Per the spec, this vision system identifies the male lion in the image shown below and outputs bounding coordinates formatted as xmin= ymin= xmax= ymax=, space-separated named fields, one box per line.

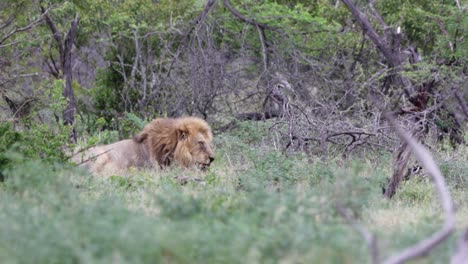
xmin=73 ymin=117 xmax=215 ymax=174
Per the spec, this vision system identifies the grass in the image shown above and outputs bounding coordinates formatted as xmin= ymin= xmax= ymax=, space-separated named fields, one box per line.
xmin=0 ymin=122 xmax=466 ymax=264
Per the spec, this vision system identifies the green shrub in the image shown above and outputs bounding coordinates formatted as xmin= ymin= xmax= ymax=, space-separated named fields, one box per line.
xmin=0 ymin=121 xmax=71 ymax=181
xmin=0 ymin=123 xmax=21 ymax=181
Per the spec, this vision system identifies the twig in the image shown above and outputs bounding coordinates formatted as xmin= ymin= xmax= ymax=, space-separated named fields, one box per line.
xmin=336 ymin=204 xmax=379 ymax=264
xmin=454 ymin=88 xmax=468 ymax=119
xmin=74 ymin=149 xmax=112 ymax=166
xmin=222 ymin=0 xmax=277 ymax=31
xmin=0 ymin=8 xmax=47 ymax=46
xmin=368 ymin=0 xmax=388 ymax=35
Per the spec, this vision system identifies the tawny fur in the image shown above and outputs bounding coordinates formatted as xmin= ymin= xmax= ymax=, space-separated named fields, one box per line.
xmin=73 ymin=117 xmax=214 ymax=175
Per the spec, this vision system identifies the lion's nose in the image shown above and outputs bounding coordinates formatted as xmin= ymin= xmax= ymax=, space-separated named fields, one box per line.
xmin=209 ymin=157 xmax=215 ymax=164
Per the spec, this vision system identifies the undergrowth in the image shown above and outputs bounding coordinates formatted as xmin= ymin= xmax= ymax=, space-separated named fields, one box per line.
xmin=0 ymin=121 xmax=466 ymax=264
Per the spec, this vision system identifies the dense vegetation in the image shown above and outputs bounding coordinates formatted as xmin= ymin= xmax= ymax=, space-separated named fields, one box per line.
xmin=0 ymin=0 xmax=466 ymax=263
xmin=1 ymin=122 xmax=467 ymax=263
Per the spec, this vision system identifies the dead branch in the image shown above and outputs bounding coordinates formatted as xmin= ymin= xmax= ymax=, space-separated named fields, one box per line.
xmin=383 ymin=141 xmax=412 ymax=198
xmin=341 ymin=0 xmax=396 ymax=67
xmin=256 ymin=25 xmax=269 ymax=72
xmin=341 ymin=0 xmax=413 ymax=95
xmin=222 ymin=0 xmax=276 ymax=31
xmin=368 ymin=0 xmax=388 ymax=36
xmin=454 ymin=88 xmax=468 ymax=119
xmin=382 ymin=112 xmax=455 ymax=264
xmin=433 ymin=17 xmax=454 ymax=52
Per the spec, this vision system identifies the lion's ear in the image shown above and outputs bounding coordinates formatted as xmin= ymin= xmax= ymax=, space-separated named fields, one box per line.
xmin=177 ymin=128 xmax=189 ymax=141
xmin=133 ymin=132 xmax=148 ymax=143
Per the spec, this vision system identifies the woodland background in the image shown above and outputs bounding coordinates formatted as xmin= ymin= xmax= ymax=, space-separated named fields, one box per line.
xmin=0 ymin=0 xmax=467 ymax=263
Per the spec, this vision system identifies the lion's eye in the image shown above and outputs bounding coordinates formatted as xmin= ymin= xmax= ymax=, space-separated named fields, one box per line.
xmin=198 ymin=141 xmax=205 ymax=147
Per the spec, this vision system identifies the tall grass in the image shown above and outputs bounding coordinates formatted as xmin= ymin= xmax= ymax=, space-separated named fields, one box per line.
xmin=0 ymin=121 xmax=466 ymax=263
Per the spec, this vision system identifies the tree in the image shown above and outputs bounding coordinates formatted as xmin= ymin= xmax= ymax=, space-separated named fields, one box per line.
xmin=40 ymin=3 xmax=80 ymax=142
xmin=340 ymin=0 xmax=466 ymax=198
xmin=0 ymin=0 xmax=44 ymax=119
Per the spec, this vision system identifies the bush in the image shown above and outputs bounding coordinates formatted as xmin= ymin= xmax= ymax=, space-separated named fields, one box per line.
xmin=0 ymin=123 xmax=22 ymax=181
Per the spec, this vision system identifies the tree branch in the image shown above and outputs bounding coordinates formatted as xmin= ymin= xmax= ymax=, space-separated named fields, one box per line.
xmin=163 ymin=0 xmax=217 ymax=79
xmin=223 ymin=0 xmax=276 ymax=31
xmin=454 ymin=88 xmax=468 ymax=119
xmin=0 ymin=10 xmax=45 ymax=46
xmin=382 ymin=112 xmax=455 ymax=264
xmin=451 ymin=228 xmax=468 ymax=264
xmin=41 ymin=4 xmax=64 ymax=59
xmin=368 ymin=0 xmax=388 ymax=33
xmin=341 ymin=0 xmax=398 ymax=67
xmin=256 ymin=25 xmax=269 ymax=72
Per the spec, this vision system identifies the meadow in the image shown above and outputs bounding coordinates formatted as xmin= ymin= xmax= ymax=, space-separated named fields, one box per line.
xmin=0 ymin=121 xmax=466 ymax=264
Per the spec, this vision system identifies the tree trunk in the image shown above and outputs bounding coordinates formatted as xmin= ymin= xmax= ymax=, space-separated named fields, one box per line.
xmin=340 ymin=0 xmax=432 ymax=198
xmin=41 ymin=5 xmax=79 ymax=142
xmin=62 ymin=15 xmax=79 ymax=142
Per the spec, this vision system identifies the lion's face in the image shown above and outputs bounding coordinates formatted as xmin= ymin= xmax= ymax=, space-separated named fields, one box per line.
xmin=174 ymin=125 xmax=215 ymax=170
xmin=188 ymin=133 xmax=215 ymax=170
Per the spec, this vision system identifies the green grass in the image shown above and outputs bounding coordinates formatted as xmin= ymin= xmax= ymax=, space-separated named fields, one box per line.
xmin=0 ymin=122 xmax=466 ymax=264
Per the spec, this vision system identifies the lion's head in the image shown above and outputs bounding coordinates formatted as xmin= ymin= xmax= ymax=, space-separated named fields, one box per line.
xmin=134 ymin=117 xmax=214 ymax=170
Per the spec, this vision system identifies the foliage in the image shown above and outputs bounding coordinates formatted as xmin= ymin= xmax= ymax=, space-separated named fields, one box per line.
xmin=0 ymin=124 xmax=466 ymax=263
xmin=0 ymin=121 xmax=71 ymax=181
xmin=377 ymin=0 xmax=465 ymax=57
xmin=0 ymin=0 xmax=467 ymax=261
xmin=0 ymin=123 xmax=21 ymax=181
xmin=0 ymin=80 xmax=74 ymax=181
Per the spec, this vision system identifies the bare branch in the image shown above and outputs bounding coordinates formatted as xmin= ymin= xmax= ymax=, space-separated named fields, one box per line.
xmin=433 ymin=17 xmax=454 ymax=52
xmin=341 ymin=0 xmax=395 ymax=67
xmin=336 ymin=204 xmax=379 ymax=264
xmin=73 ymin=149 xmax=112 ymax=166
xmin=41 ymin=4 xmax=64 ymax=59
xmin=256 ymin=25 xmax=268 ymax=72
xmin=163 ymin=0 xmax=217 ymax=79
xmin=223 ymin=0 xmax=276 ymax=31
xmin=0 ymin=10 xmax=46 ymax=46
xmin=451 ymin=228 xmax=468 ymax=264
xmin=368 ymin=0 xmax=388 ymax=32
xmin=454 ymin=88 xmax=468 ymax=119
xmin=382 ymin=112 xmax=455 ymax=264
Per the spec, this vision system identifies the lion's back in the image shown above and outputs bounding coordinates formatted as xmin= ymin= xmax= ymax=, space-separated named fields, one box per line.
xmin=73 ymin=139 xmax=151 ymax=175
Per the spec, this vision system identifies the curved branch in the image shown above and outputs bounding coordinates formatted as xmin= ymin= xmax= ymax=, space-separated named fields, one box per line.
xmin=0 ymin=9 xmax=45 ymax=46
xmin=222 ymin=0 xmax=276 ymax=31
xmin=41 ymin=4 xmax=64 ymax=58
xmin=382 ymin=112 xmax=455 ymax=264
xmin=255 ymin=25 xmax=268 ymax=71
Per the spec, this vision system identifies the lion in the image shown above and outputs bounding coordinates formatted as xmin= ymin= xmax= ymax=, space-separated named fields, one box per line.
xmin=73 ymin=117 xmax=215 ymax=174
